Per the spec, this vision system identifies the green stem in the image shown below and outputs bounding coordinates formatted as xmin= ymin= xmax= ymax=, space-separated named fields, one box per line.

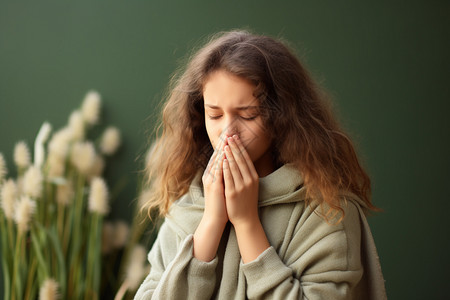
xmin=57 ymin=202 xmax=65 ymax=241
xmin=0 ymin=213 xmax=11 ymax=300
xmin=38 ymin=196 xmax=44 ymax=225
xmin=84 ymin=213 xmax=102 ymax=300
xmin=93 ymin=215 xmax=102 ymax=300
xmin=30 ymin=228 xmax=49 ymax=279
xmin=84 ymin=214 xmax=96 ymax=300
xmin=1 ymin=253 xmax=11 ymax=300
xmin=11 ymin=231 xmax=23 ymax=300
xmin=47 ymin=225 xmax=67 ymax=298
xmin=6 ymin=218 xmax=15 ymax=253
xmin=63 ymin=204 xmax=72 ymax=257
xmin=45 ymin=182 xmax=53 ymax=227
xmin=19 ymin=235 xmax=28 ymax=292
xmin=24 ymin=257 xmax=37 ymax=300
xmin=69 ymin=173 xmax=86 ymax=300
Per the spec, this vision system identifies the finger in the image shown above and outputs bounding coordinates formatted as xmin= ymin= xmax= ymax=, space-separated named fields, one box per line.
xmin=227 ymin=136 xmax=251 ymax=179
xmin=224 ymin=145 xmax=243 ymax=183
xmin=217 ymin=132 xmax=228 ymax=149
xmin=203 ymin=151 xmax=217 ymax=181
xmin=204 ymin=150 xmax=217 ymax=174
xmin=204 ymin=137 xmax=225 ymax=181
xmin=222 ymin=158 xmax=234 ymax=190
xmin=212 ymin=151 xmax=224 ymax=183
xmin=233 ymin=135 xmax=258 ymax=178
xmin=214 ymin=134 xmax=228 ymax=163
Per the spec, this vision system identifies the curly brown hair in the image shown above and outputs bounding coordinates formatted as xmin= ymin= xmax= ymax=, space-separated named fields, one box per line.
xmin=145 ymin=30 xmax=376 ymax=219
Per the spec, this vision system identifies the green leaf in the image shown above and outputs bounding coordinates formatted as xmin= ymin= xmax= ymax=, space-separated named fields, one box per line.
xmin=46 ymin=225 xmax=67 ymax=297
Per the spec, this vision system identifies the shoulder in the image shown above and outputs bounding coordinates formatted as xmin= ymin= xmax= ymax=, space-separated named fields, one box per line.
xmin=164 ymin=191 xmax=204 ymax=239
xmin=290 ymin=199 xmax=364 ymax=260
xmin=284 ymin=199 xmax=363 ymax=278
xmin=298 ymin=197 xmax=363 ymax=229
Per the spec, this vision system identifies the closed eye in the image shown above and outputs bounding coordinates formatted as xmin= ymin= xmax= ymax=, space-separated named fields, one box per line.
xmin=241 ymin=114 xmax=259 ymax=121
xmin=207 ymin=115 xmax=222 ymax=120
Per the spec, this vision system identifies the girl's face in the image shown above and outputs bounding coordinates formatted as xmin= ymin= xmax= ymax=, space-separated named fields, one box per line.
xmin=203 ymin=70 xmax=274 ymax=177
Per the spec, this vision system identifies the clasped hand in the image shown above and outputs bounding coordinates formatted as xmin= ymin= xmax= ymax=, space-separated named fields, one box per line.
xmin=202 ymin=134 xmax=260 ymax=228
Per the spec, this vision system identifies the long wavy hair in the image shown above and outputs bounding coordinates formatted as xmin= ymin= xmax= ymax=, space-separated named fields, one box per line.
xmin=145 ymin=30 xmax=376 ymax=219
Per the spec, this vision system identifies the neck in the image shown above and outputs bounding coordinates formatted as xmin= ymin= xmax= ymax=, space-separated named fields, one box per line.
xmin=253 ymin=150 xmax=275 ymax=178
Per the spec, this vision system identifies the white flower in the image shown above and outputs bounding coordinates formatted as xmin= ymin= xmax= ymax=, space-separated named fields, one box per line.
xmin=70 ymin=142 xmax=96 ymax=175
xmin=81 ymin=90 xmax=101 ymax=125
xmin=14 ymin=141 xmax=31 ymax=169
xmin=89 ymin=155 xmax=105 ymax=178
xmin=14 ymin=196 xmax=36 ymax=233
xmin=0 ymin=153 xmax=7 ymax=183
xmin=56 ymin=181 xmax=74 ymax=206
xmin=100 ymin=127 xmax=121 ymax=155
xmin=68 ymin=111 xmax=85 ymax=141
xmin=48 ymin=127 xmax=72 ymax=159
xmin=47 ymin=128 xmax=73 ymax=179
xmin=39 ymin=278 xmax=60 ymax=300
xmin=126 ymin=245 xmax=148 ymax=290
xmin=47 ymin=153 xmax=66 ymax=178
xmin=101 ymin=221 xmax=115 ymax=254
xmin=113 ymin=220 xmax=129 ymax=249
xmin=1 ymin=179 xmax=17 ymax=220
xmin=16 ymin=176 xmax=24 ymax=195
xmin=88 ymin=177 xmax=109 ymax=215
xmin=34 ymin=122 xmax=52 ymax=168
xmin=23 ymin=166 xmax=43 ymax=199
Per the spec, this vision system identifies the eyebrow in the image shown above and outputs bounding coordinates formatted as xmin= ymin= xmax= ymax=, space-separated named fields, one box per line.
xmin=204 ymin=104 xmax=259 ymax=111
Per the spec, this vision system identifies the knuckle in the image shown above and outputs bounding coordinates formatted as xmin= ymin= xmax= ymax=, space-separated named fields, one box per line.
xmin=235 ymin=185 xmax=244 ymax=193
xmin=228 ymin=190 xmax=237 ymax=198
xmin=244 ymin=177 xmax=255 ymax=187
xmin=251 ymin=173 xmax=259 ymax=180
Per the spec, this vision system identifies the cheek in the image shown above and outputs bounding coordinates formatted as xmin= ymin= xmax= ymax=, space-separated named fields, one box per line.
xmin=243 ymin=125 xmax=272 ymax=158
xmin=204 ymin=120 xmax=219 ymax=148
xmin=242 ymin=122 xmax=264 ymax=143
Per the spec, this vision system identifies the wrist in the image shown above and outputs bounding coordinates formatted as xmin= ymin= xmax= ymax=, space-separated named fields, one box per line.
xmin=233 ymin=217 xmax=270 ymax=264
xmin=201 ymin=213 xmax=228 ymax=230
xmin=193 ymin=216 xmax=227 ymax=262
xmin=231 ymin=214 xmax=260 ymax=232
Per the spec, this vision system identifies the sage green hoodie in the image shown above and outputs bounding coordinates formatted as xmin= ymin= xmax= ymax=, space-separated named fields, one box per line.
xmin=134 ymin=164 xmax=386 ymax=299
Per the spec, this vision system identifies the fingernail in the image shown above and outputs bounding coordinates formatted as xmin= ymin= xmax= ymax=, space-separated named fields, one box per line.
xmin=233 ymin=134 xmax=239 ymax=140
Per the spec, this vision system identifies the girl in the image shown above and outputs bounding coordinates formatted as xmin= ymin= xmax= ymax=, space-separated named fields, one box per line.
xmin=135 ymin=30 xmax=386 ymax=299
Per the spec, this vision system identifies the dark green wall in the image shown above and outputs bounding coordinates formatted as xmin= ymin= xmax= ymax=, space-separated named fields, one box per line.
xmin=1 ymin=1 xmax=449 ymax=298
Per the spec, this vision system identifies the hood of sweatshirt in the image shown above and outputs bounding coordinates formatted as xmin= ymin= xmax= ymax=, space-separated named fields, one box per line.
xmin=188 ymin=164 xmax=306 ymax=207
xmin=165 ymin=164 xmax=368 ymax=238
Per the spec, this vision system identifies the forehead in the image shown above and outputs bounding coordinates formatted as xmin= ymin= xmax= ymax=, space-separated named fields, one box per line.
xmin=203 ymin=70 xmax=258 ymax=107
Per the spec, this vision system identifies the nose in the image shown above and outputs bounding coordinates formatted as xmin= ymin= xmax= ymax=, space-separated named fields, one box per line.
xmin=223 ymin=116 xmax=238 ymax=138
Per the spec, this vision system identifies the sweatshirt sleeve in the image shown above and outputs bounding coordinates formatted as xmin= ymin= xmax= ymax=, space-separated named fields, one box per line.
xmin=241 ymin=201 xmax=365 ymax=300
xmin=134 ymin=222 xmax=218 ymax=300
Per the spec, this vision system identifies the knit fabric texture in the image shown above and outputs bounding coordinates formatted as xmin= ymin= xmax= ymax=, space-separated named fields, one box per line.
xmin=134 ymin=164 xmax=387 ymax=299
